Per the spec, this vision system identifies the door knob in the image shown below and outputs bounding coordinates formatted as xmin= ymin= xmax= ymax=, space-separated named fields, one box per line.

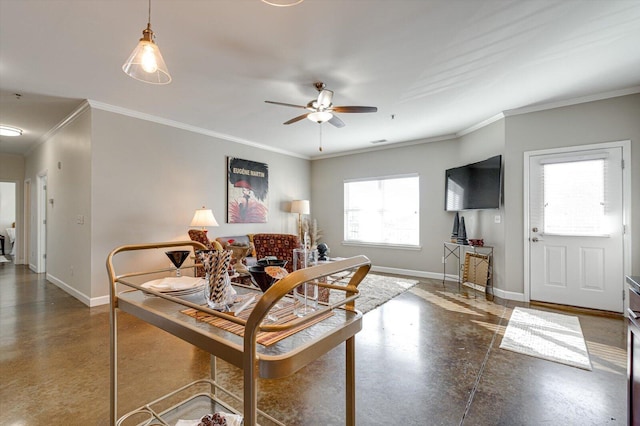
xmin=532 ymin=237 xmax=539 ymax=242
xmin=532 ymin=227 xmax=539 ymax=233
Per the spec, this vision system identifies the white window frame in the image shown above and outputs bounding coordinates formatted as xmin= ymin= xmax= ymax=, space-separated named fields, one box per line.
xmin=343 ymin=173 xmax=420 ymax=249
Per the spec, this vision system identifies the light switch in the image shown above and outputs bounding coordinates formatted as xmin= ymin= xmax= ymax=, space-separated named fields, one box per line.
xmin=76 ymin=215 xmax=84 ymax=225
xmin=494 ymin=215 xmax=501 ymax=224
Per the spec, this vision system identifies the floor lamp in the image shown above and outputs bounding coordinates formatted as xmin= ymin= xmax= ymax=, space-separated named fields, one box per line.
xmin=290 ymin=200 xmax=310 ymax=243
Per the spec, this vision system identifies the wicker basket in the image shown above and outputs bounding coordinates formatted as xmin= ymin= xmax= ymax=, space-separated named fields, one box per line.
xmin=462 ymin=252 xmax=490 ymax=292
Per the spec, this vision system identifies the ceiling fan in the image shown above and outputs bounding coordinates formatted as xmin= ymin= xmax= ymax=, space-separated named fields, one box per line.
xmin=265 ymin=82 xmax=377 ymax=128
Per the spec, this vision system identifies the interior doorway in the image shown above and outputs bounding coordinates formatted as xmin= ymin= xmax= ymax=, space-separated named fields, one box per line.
xmin=0 ymin=181 xmax=17 ymax=261
xmin=524 ymin=141 xmax=631 ymax=313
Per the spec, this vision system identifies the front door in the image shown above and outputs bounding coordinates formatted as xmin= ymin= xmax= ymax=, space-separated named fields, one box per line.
xmin=528 ymin=146 xmax=624 ymax=312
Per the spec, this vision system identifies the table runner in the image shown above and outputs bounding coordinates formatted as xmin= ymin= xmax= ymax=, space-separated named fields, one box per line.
xmin=181 ymin=300 xmax=333 ymax=346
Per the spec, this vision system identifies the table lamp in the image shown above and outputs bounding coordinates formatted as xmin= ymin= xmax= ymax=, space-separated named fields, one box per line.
xmin=290 ymin=200 xmax=310 ymax=241
xmin=190 ymin=206 xmax=219 ymax=235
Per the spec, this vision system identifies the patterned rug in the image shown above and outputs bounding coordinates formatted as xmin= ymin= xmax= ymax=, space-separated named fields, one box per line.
xmin=329 ymin=273 xmax=419 ymax=314
xmin=500 ymin=307 xmax=592 ymax=370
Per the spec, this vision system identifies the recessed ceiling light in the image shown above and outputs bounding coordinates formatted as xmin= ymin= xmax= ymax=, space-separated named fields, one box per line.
xmin=0 ymin=126 xmax=23 ymax=137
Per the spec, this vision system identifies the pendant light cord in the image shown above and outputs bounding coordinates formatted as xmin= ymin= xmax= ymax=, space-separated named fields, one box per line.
xmin=148 ymin=0 xmax=152 ymax=25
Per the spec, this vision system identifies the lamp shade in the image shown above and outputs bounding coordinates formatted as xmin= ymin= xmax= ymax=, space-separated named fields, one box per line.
xmin=122 ymin=24 xmax=171 ymax=84
xmin=190 ymin=207 xmax=219 ymax=228
xmin=291 ymin=200 xmax=310 ymax=215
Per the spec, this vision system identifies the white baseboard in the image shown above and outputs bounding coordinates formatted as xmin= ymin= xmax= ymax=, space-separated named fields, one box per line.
xmin=46 ymin=273 xmax=110 ymax=307
xmin=91 ymin=295 xmax=110 ymax=307
xmin=492 ymin=288 xmax=526 ymax=302
xmin=29 ymin=263 xmax=38 ymax=272
xmin=371 ymin=265 xmax=446 ymax=281
xmin=371 ymin=266 xmax=525 ymax=302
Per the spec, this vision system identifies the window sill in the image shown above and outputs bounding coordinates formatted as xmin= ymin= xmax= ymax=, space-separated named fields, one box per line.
xmin=341 ymin=241 xmax=421 ymax=251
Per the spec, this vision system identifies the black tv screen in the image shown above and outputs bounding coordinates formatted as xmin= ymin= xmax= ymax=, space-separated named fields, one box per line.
xmin=445 ymin=155 xmax=502 ymax=211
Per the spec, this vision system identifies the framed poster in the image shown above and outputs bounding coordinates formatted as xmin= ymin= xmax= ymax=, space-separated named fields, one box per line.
xmin=227 ymin=157 xmax=269 ymax=223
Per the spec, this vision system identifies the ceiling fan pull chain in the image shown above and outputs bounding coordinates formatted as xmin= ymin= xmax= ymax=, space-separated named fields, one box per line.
xmin=318 ymin=123 xmax=323 ymax=152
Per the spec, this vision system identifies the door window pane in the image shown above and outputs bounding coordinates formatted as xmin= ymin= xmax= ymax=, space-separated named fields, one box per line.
xmin=542 ymin=159 xmax=605 ymax=235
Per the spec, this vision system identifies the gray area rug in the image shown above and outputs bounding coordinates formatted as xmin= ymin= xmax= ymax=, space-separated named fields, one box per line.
xmin=500 ymin=307 xmax=592 ymax=370
xmin=329 ymin=273 xmax=419 ymax=314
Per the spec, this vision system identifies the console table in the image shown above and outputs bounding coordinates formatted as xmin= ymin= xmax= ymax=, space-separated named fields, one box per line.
xmin=107 ymin=241 xmax=371 ymax=426
xmin=442 ymin=242 xmax=494 ymax=296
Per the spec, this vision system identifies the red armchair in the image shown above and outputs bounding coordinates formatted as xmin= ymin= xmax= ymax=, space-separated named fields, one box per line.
xmin=252 ymin=233 xmax=329 ymax=302
xmin=252 ymin=233 xmax=301 ymax=273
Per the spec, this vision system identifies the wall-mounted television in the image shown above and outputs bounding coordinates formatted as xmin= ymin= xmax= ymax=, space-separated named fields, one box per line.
xmin=445 ymin=155 xmax=502 ymax=211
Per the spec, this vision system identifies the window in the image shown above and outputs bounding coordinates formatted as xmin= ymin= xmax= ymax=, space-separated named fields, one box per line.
xmin=344 ymin=174 xmax=419 ymax=246
xmin=542 ymin=158 xmax=607 ymax=236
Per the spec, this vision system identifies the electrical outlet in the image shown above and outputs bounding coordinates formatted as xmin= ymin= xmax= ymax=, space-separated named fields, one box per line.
xmin=494 ymin=215 xmax=501 ymax=224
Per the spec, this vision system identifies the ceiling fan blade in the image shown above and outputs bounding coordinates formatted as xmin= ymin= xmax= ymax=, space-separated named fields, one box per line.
xmin=265 ymin=100 xmax=308 ymax=109
xmin=328 ymin=115 xmax=345 ymax=128
xmin=317 ymin=89 xmax=333 ymax=108
xmin=331 ymin=106 xmax=378 ymax=113
xmin=284 ymin=113 xmax=310 ymax=125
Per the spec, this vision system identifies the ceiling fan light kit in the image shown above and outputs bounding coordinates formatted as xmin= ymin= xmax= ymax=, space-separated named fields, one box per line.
xmin=307 ymin=111 xmax=333 ymax=123
xmin=122 ymin=0 xmax=171 ymax=84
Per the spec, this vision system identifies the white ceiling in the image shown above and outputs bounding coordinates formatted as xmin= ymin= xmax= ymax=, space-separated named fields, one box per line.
xmin=1 ymin=0 xmax=639 ymax=158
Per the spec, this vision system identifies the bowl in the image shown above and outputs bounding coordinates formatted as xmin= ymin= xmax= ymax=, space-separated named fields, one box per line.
xmin=248 ymin=265 xmax=279 ymax=292
xmin=257 ymin=258 xmax=288 ymax=268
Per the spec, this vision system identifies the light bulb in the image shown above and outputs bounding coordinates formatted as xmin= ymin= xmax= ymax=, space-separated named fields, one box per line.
xmin=141 ymin=43 xmax=158 ymax=73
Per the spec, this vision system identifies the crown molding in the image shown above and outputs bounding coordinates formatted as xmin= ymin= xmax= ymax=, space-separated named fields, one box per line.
xmin=86 ymin=100 xmax=309 ymax=160
xmin=311 ymin=133 xmax=458 ymax=160
xmin=26 ymin=100 xmax=91 ymax=157
xmin=456 ymin=113 xmax=505 ymax=137
xmin=504 ymin=86 xmax=640 ymax=117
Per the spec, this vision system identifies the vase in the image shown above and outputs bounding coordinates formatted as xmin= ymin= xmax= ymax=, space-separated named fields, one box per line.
xmin=229 ymin=244 xmax=251 ymax=275
xmin=457 ymin=216 xmax=468 ymax=245
xmin=196 ymin=249 xmax=236 ymax=311
xmin=451 ymin=212 xmax=460 ymax=243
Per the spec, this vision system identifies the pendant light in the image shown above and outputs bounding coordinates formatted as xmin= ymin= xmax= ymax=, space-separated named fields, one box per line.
xmin=122 ymin=0 xmax=171 ymax=84
xmin=261 ymin=0 xmax=304 ymax=6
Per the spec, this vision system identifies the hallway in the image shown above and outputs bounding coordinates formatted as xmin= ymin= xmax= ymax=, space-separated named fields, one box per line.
xmin=0 ymin=262 xmax=627 ymax=425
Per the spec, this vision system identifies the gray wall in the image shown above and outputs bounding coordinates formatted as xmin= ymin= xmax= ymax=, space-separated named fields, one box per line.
xmin=89 ymin=108 xmax=310 ymax=304
xmin=457 ymin=119 xmax=506 ymax=292
xmin=503 ymin=93 xmax=640 ymax=296
xmin=24 ymin=107 xmax=93 ymax=300
xmin=21 ymin=106 xmax=310 ymax=306
xmin=311 ymin=139 xmax=461 ymax=279
xmin=19 ymin=92 xmax=639 ymax=306
xmin=312 ymin=93 xmax=639 ymax=300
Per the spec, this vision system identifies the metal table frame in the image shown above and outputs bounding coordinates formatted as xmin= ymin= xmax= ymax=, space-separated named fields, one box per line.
xmin=107 ymin=241 xmax=371 ymax=425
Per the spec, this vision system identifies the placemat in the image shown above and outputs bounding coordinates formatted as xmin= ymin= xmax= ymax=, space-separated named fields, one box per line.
xmin=181 ymin=300 xmax=333 ymax=346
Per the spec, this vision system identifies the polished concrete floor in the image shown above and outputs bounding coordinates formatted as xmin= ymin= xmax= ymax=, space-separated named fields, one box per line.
xmin=0 ymin=261 xmax=627 ymax=425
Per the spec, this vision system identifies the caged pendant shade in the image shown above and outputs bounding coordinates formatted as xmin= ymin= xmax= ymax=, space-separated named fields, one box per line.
xmin=122 ymin=0 xmax=171 ymax=84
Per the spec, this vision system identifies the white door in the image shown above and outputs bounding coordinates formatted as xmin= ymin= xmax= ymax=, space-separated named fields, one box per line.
xmin=37 ymin=174 xmax=47 ymax=273
xmin=528 ymin=147 xmax=624 ymax=312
